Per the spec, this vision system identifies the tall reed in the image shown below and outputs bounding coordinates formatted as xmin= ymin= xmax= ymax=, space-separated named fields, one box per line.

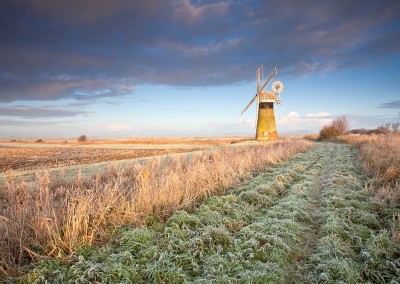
xmin=338 ymin=134 xmax=400 ymax=241
xmin=338 ymin=134 xmax=400 ymax=182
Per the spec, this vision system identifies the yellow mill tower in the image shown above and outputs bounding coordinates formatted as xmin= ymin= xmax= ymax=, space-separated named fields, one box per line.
xmin=241 ymin=66 xmax=284 ymax=140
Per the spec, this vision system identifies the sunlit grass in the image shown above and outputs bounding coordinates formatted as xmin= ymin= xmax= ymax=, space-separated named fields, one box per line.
xmin=0 ymin=139 xmax=313 ymax=277
xmin=4 ymin=139 xmax=400 ymax=283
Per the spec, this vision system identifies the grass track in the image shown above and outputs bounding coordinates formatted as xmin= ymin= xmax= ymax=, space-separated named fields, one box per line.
xmin=13 ymin=143 xmax=400 ymax=283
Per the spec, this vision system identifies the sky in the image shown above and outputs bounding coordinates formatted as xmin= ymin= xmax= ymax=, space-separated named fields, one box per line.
xmin=0 ymin=0 xmax=399 ymax=138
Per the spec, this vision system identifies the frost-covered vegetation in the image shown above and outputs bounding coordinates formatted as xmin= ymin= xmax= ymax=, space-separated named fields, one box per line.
xmin=12 ymin=141 xmax=321 ymax=283
xmin=305 ymin=143 xmax=399 ymax=283
xmin=0 ymin=139 xmax=312 ymax=277
xmin=11 ymin=142 xmax=399 ymax=283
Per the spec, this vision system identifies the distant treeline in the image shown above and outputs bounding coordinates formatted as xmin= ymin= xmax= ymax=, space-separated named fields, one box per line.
xmin=349 ymin=122 xmax=400 ymax=135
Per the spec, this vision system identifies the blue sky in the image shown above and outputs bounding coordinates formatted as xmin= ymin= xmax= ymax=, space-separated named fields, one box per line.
xmin=0 ymin=0 xmax=399 ymax=138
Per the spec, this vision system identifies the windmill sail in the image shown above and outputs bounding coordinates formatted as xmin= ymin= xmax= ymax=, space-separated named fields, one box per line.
xmin=240 ymin=65 xmax=283 ymax=141
xmin=241 ymin=94 xmax=258 ymax=115
xmin=259 ymin=68 xmax=277 ymax=92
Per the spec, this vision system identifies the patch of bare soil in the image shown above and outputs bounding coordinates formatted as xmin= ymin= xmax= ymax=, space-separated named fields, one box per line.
xmin=0 ymin=147 xmax=203 ymax=171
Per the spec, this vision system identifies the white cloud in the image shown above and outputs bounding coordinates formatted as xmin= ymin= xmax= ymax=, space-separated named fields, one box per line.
xmin=103 ymin=123 xmax=140 ymax=132
xmin=174 ymin=0 xmax=230 ymax=23
xmin=286 ymin=111 xmax=300 ymax=118
xmin=277 ymin=111 xmax=332 ymax=133
xmin=306 ymin=111 xmax=331 ymax=117
xmin=204 ymin=111 xmax=332 ymax=135
xmin=206 ymin=118 xmax=255 ymax=129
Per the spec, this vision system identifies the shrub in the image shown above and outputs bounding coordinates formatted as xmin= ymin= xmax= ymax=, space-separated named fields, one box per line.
xmin=77 ymin=135 xmax=88 ymax=142
xmin=331 ymin=116 xmax=350 ymax=134
xmin=319 ymin=125 xmax=341 ymax=140
xmin=367 ymin=128 xmax=387 ymax=135
xmin=35 ymin=139 xmax=44 ymax=143
xmin=349 ymin=128 xmax=367 ymax=135
xmin=319 ymin=116 xmax=350 ymax=140
xmin=392 ymin=122 xmax=400 ymax=133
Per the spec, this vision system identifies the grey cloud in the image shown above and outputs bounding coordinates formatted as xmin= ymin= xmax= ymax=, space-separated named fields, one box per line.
xmin=380 ymin=100 xmax=400 ymax=109
xmin=0 ymin=0 xmax=399 ymax=102
xmin=0 ymin=119 xmax=79 ymax=126
xmin=0 ymin=106 xmax=89 ymax=118
xmin=345 ymin=113 xmax=398 ymax=129
xmin=0 ymin=76 xmax=134 ymax=102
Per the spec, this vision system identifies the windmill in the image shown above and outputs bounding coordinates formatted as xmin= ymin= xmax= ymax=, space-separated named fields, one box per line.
xmin=241 ymin=66 xmax=284 ymax=140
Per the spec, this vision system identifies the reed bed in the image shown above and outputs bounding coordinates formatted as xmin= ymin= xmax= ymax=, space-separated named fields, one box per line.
xmin=338 ymin=134 xmax=400 ymax=181
xmin=338 ymin=134 xmax=400 ymax=243
xmin=0 ymin=139 xmax=312 ymax=277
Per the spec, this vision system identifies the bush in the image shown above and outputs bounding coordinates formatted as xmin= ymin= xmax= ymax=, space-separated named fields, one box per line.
xmin=319 ymin=116 xmax=350 ymax=140
xmin=349 ymin=129 xmax=367 ymax=135
xmin=77 ymin=135 xmax=87 ymax=142
xmin=35 ymin=139 xmax=44 ymax=143
xmin=331 ymin=116 xmax=350 ymax=134
xmin=319 ymin=126 xmax=341 ymax=140
xmin=367 ymin=128 xmax=386 ymax=135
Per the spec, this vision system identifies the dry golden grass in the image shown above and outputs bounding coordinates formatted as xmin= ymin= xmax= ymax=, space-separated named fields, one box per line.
xmin=0 ymin=139 xmax=312 ymax=277
xmin=338 ymin=134 xmax=400 ymax=241
xmin=338 ymin=134 xmax=400 ymax=182
xmin=303 ymin=134 xmax=319 ymax=141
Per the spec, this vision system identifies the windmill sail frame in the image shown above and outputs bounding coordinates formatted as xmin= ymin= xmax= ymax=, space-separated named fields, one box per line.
xmin=240 ymin=65 xmax=283 ymax=140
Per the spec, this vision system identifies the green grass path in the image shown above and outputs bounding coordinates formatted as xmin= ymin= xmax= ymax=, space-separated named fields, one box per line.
xmin=15 ymin=143 xmax=400 ymax=283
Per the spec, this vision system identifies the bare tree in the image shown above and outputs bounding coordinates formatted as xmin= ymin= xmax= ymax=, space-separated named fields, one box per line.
xmin=391 ymin=122 xmax=400 ymax=133
xmin=330 ymin=116 xmax=350 ymax=135
xmin=377 ymin=124 xmax=391 ymax=134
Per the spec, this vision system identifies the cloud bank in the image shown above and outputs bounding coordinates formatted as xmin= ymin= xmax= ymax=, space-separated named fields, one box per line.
xmin=1 ymin=0 xmax=399 ymax=102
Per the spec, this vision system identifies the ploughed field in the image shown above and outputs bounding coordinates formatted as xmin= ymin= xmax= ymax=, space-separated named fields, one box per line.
xmin=0 ymin=137 xmax=247 ymax=172
xmin=14 ymin=142 xmax=400 ymax=283
xmin=0 ymin=146 xmax=202 ymax=172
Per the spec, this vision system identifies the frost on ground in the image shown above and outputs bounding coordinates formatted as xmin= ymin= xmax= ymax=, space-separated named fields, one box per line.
xmin=14 ymin=143 xmax=400 ymax=283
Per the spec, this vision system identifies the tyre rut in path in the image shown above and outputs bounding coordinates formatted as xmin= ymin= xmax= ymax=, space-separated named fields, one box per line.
xmin=15 ymin=143 xmax=400 ymax=283
xmin=295 ymin=143 xmax=400 ymax=283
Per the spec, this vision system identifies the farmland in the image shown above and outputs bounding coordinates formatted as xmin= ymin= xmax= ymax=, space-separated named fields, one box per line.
xmin=0 ymin=137 xmax=247 ymax=172
xmin=1 ymin=136 xmax=399 ymax=283
xmin=0 ymin=145 xmax=203 ymax=172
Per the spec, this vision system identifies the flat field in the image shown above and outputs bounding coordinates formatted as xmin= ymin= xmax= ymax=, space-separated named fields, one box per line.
xmin=0 ymin=146 xmax=203 ymax=171
xmin=0 ymin=137 xmax=247 ymax=172
xmin=1 ymin=135 xmax=399 ymax=283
